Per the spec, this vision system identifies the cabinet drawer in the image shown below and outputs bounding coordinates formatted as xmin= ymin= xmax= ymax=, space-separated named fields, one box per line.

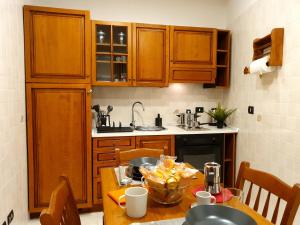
xmin=93 ymin=152 xmax=116 ymax=162
xmin=93 ymin=177 xmax=102 ymax=205
xmin=170 ymin=68 xmax=215 ymax=83
xmin=93 ymin=162 xmax=116 ymax=177
xmin=93 ymin=137 xmax=136 ymax=152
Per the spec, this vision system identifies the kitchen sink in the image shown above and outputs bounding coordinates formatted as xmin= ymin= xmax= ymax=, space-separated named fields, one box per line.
xmin=135 ymin=126 xmax=166 ymax=131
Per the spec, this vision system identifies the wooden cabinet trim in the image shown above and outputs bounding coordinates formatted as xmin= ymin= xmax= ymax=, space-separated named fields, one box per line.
xmin=93 ymin=177 xmax=102 ymax=205
xmin=135 ymin=135 xmax=175 ymax=156
xmin=93 ymin=136 xmax=136 ymax=149
xmin=170 ymin=68 xmax=216 ymax=83
xmin=24 ymin=6 xmax=91 ymax=83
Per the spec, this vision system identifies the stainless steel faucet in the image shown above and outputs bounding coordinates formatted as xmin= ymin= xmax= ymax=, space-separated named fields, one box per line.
xmin=130 ymin=101 xmax=145 ymax=128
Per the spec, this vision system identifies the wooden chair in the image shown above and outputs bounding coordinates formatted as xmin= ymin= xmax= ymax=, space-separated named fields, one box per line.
xmin=115 ymin=148 xmax=164 ymax=165
xmin=236 ymin=161 xmax=300 ymax=225
xmin=40 ymin=176 xmax=81 ymax=225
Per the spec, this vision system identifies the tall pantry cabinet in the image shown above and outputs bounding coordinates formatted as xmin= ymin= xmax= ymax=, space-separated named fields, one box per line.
xmin=24 ymin=6 xmax=92 ymax=213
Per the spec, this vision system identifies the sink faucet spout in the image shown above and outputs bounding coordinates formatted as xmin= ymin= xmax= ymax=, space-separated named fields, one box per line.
xmin=131 ymin=101 xmax=145 ymax=128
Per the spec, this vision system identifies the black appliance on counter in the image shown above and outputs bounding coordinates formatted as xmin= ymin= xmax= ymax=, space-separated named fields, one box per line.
xmin=175 ymin=134 xmax=224 ymax=175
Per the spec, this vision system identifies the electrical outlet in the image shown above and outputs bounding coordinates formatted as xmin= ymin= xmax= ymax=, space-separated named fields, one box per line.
xmin=7 ymin=210 xmax=14 ymax=225
xmin=248 ymin=106 xmax=254 ymax=114
xmin=195 ymin=107 xmax=204 ymax=113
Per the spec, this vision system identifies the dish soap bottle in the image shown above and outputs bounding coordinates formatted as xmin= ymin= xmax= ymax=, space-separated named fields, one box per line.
xmin=155 ymin=114 xmax=162 ymax=127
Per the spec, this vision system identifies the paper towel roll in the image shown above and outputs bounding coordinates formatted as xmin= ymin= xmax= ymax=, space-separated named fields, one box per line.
xmin=249 ymin=55 xmax=275 ymax=74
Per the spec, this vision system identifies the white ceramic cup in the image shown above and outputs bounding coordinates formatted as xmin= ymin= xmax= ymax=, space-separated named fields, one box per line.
xmin=196 ymin=191 xmax=216 ymax=205
xmin=118 ymin=187 xmax=148 ymax=218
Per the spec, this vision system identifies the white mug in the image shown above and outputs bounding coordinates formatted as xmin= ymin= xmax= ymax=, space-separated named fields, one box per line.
xmin=196 ymin=191 xmax=216 ymax=205
xmin=118 ymin=187 xmax=148 ymax=218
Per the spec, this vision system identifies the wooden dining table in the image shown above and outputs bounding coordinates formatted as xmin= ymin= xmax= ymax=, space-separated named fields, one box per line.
xmin=101 ymin=167 xmax=274 ymax=225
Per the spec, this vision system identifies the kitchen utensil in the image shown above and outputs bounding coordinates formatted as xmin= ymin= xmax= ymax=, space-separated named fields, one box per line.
xmin=126 ymin=157 xmax=158 ymax=180
xmin=185 ymin=205 xmax=257 ymax=225
xmin=107 ymin=105 xmax=113 ymax=114
xmin=195 ymin=191 xmax=216 ymax=205
xmin=176 ymin=113 xmax=185 ymax=127
xmin=204 ymin=162 xmax=221 ymax=194
xmin=118 ymin=187 xmax=148 ymax=218
xmin=185 ymin=109 xmax=193 ymax=128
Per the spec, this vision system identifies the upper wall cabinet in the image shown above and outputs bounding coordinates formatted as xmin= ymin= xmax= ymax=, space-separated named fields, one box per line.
xmin=24 ymin=6 xmax=91 ymax=83
xmin=91 ymin=21 xmax=132 ymax=86
xmin=169 ymin=26 xmax=217 ymax=83
xmin=132 ymin=24 xmax=169 ymax=87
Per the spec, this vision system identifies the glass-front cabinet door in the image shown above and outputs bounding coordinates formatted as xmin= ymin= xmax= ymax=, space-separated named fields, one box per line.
xmin=92 ymin=21 xmax=132 ymax=86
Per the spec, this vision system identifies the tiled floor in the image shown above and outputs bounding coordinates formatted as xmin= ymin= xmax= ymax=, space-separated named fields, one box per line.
xmin=27 ymin=212 xmax=104 ymax=225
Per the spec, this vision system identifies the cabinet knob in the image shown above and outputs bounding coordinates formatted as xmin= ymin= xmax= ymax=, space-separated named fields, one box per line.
xmin=87 ymin=89 xmax=93 ymax=94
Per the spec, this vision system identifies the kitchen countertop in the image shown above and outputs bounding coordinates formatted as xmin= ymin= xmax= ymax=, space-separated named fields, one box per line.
xmin=92 ymin=125 xmax=239 ymax=138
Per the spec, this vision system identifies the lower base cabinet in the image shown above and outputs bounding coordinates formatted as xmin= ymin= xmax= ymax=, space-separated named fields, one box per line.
xmin=92 ymin=135 xmax=175 ymax=206
xmin=91 ymin=134 xmax=236 ymax=208
xmin=26 ymin=83 xmax=92 ymax=213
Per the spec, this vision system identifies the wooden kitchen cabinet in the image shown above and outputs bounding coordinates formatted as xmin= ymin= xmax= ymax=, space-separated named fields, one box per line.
xmin=92 ymin=136 xmax=135 ymax=206
xmin=136 ymin=135 xmax=175 ymax=156
xmin=24 ymin=6 xmax=91 ymax=83
xmin=92 ymin=135 xmax=174 ymax=206
xmin=26 ymin=83 xmax=92 ymax=213
xmin=132 ymin=24 xmax=169 ymax=87
xmin=91 ymin=21 xmax=132 ymax=86
xmin=170 ymin=26 xmax=217 ymax=83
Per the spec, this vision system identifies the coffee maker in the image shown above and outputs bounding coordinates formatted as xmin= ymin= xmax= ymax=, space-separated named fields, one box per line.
xmin=204 ymin=162 xmax=221 ymax=194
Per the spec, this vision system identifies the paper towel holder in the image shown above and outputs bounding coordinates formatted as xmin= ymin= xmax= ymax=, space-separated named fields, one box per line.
xmin=244 ymin=28 xmax=284 ymax=75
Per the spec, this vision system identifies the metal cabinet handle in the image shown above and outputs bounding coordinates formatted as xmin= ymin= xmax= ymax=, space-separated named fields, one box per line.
xmin=87 ymin=89 xmax=93 ymax=94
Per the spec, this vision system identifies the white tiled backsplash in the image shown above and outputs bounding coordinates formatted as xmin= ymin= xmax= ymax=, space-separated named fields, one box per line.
xmin=92 ymin=84 xmax=223 ymax=127
xmin=225 ymin=0 xmax=300 ymax=223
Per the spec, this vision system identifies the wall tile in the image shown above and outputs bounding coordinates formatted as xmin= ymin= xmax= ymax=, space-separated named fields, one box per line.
xmin=226 ymin=0 xmax=300 ymax=223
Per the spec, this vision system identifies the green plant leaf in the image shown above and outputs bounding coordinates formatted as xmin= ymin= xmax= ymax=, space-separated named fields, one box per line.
xmin=205 ymin=103 xmax=237 ymax=122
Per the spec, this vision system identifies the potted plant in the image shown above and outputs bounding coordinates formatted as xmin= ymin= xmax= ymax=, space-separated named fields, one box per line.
xmin=206 ymin=103 xmax=237 ymax=128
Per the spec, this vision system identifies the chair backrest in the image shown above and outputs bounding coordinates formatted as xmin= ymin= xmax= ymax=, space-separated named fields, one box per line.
xmin=40 ymin=176 xmax=81 ymax=225
xmin=236 ymin=161 xmax=300 ymax=225
xmin=116 ymin=148 xmax=164 ymax=165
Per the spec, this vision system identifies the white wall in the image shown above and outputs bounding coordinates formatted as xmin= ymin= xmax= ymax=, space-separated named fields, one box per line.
xmin=225 ymin=0 xmax=300 ymax=223
xmin=0 ymin=0 xmax=29 ymax=224
xmin=24 ymin=0 xmax=229 ymax=28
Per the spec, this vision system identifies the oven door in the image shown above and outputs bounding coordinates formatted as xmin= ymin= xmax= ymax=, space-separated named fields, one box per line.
xmin=175 ymin=134 xmax=223 ymax=173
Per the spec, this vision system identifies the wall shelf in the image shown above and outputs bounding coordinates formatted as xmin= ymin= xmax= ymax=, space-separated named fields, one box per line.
xmin=244 ymin=28 xmax=284 ymax=74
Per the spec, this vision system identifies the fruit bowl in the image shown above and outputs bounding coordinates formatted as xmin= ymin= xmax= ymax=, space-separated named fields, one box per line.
xmin=143 ymin=178 xmax=189 ymax=205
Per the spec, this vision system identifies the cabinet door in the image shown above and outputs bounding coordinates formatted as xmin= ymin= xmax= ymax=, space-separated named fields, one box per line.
xmin=136 ymin=135 xmax=175 ymax=156
xmin=170 ymin=26 xmax=217 ymax=68
xmin=133 ymin=24 xmax=169 ymax=87
xmin=91 ymin=21 xmax=132 ymax=86
xmin=24 ymin=6 xmax=91 ymax=83
xmin=26 ymin=83 xmax=92 ymax=213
